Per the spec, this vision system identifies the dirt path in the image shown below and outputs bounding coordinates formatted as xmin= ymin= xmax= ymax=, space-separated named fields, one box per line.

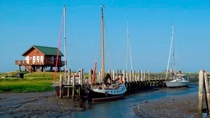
xmin=0 ymin=91 xmax=82 ymax=117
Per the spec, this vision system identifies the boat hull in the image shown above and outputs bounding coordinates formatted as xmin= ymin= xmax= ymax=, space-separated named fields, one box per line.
xmin=91 ymin=93 xmax=125 ymax=102
xmin=165 ymin=81 xmax=189 ymax=88
xmin=88 ymin=83 xmax=127 ymax=102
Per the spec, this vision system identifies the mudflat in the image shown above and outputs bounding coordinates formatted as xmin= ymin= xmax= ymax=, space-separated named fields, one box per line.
xmin=0 ymin=91 xmax=82 ymax=117
xmin=133 ymin=92 xmax=202 ymax=118
xmin=0 ymin=87 xmax=202 ymax=118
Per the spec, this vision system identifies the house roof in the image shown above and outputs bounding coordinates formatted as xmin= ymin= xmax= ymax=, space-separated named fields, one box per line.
xmin=22 ymin=45 xmax=64 ymax=56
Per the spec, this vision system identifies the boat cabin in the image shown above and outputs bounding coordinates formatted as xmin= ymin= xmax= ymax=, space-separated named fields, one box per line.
xmin=15 ymin=45 xmax=65 ymax=72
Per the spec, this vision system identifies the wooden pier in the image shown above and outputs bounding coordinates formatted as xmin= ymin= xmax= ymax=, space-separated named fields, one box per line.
xmin=56 ymin=68 xmax=168 ymax=101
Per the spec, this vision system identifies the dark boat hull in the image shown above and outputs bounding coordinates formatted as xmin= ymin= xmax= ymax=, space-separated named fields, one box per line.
xmin=88 ymin=90 xmax=125 ymax=102
xmin=88 ymin=83 xmax=127 ymax=102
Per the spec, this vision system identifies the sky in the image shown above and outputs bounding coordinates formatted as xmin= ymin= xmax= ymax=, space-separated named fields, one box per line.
xmin=0 ymin=0 xmax=210 ymax=73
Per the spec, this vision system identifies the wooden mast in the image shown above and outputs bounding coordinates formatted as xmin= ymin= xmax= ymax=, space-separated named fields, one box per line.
xmin=101 ymin=5 xmax=105 ymax=78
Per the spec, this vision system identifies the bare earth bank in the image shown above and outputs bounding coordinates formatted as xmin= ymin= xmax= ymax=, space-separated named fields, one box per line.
xmin=0 ymin=91 xmax=204 ymax=118
xmin=133 ymin=92 xmax=204 ymax=118
xmin=0 ymin=92 xmax=82 ymax=118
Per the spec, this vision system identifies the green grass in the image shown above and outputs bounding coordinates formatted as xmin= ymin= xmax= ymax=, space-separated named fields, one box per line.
xmin=0 ymin=72 xmax=61 ymax=93
xmin=0 ymin=71 xmax=200 ymax=93
xmin=0 ymin=79 xmax=53 ymax=93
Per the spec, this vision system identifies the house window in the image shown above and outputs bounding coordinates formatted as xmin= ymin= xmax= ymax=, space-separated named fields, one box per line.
xmin=33 ymin=56 xmax=36 ymax=64
xmin=40 ymin=56 xmax=43 ymax=63
xmin=37 ymin=56 xmax=39 ymax=62
xmin=25 ymin=56 xmax=29 ymax=64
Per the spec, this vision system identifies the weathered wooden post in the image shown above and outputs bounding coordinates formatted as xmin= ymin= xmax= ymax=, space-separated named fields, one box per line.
xmin=88 ymin=69 xmax=92 ymax=84
xmin=72 ymin=75 xmax=75 ymax=100
xmin=59 ymin=74 xmax=63 ymax=98
xmin=148 ymin=71 xmax=151 ymax=81
xmin=67 ymin=69 xmax=71 ymax=98
xmin=112 ymin=70 xmax=115 ymax=80
xmin=138 ymin=70 xmax=140 ymax=81
xmin=204 ymin=71 xmax=210 ymax=115
xmin=108 ymin=69 xmax=112 ymax=82
xmin=98 ymin=71 xmax=101 ymax=83
xmin=78 ymin=68 xmax=83 ymax=98
xmin=141 ymin=70 xmax=143 ymax=81
xmin=130 ymin=70 xmax=133 ymax=82
xmin=80 ymin=68 xmax=83 ymax=86
xmin=133 ymin=70 xmax=136 ymax=81
xmin=99 ymin=69 xmax=103 ymax=83
xmin=123 ymin=70 xmax=126 ymax=82
xmin=198 ymin=70 xmax=204 ymax=114
xmin=116 ymin=70 xmax=119 ymax=77
xmin=119 ymin=70 xmax=122 ymax=76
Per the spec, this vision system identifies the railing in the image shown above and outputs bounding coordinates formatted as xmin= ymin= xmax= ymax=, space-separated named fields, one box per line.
xmin=15 ymin=60 xmax=25 ymax=65
xmin=15 ymin=60 xmax=65 ymax=66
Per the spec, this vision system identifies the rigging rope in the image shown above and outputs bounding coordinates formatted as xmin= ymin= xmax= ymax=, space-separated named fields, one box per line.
xmin=53 ymin=8 xmax=64 ymax=82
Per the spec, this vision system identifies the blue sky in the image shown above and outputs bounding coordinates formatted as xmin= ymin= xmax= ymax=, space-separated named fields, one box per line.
xmin=0 ymin=0 xmax=210 ymax=73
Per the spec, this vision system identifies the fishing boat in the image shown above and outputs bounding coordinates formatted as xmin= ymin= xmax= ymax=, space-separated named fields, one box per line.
xmin=165 ymin=24 xmax=189 ymax=88
xmin=88 ymin=5 xmax=127 ymax=102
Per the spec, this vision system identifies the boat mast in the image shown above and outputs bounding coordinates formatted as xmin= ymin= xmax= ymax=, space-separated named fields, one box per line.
xmin=126 ymin=23 xmax=133 ymax=72
xmin=166 ymin=24 xmax=174 ymax=79
xmin=101 ymin=5 xmax=105 ymax=78
xmin=172 ymin=25 xmax=175 ymax=75
xmin=126 ymin=23 xmax=128 ymax=72
xmin=64 ymin=5 xmax=67 ymax=80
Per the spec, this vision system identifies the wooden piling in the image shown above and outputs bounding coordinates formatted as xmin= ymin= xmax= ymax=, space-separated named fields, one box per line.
xmin=123 ymin=70 xmax=126 ymax=82
xmin=72 ymin=75 xmax=75 ymax=100
xmin=80 ymin=68 xmax=83 ymax=86
xmin=204 ymin=71 xmax=210 ymax=115
xmin=138 ymin=71 xmax=140 ymax=81
xmin=116 ymin=70 xmax=119 ymax=77
xmin=198 ymin=70 xmax=204 ymax=114
xmin=67 ymin=69 xmax=71 ymax=98
xmin=141 ymin=70 xmax=143 ymax=81
xmin=59 ymin=74 xmax=63 ymax=98
xmin=133 ymin=70 xmax=136 ymax=81
xmin=88 ymin=69 xmax=92 ymax=84
xmin=112 ymin=70 xmax=115 ymax=80
xmin=148 ymin=71 xmax=150 ymax=81
xmin=99 ymin=70 xmax=101 ymax=83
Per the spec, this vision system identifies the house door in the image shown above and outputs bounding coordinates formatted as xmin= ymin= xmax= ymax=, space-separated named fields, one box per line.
xmin=29 ymin=56 xmax=33 ymax=64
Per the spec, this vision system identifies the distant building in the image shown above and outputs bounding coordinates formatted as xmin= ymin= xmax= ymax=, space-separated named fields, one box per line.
xmin=15 ymin=45 xmax=65 ymax=72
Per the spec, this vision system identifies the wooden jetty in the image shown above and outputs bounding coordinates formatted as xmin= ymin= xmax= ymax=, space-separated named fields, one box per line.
xmin=56 ymin=68 xmax=168 ymax=101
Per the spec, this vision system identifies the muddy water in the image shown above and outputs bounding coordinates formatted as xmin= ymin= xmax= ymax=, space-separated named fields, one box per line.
xmin=69 ymin=83 xmax=198 ymax=118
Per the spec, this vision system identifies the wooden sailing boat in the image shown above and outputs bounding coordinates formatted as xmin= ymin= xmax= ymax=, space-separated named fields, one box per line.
xmin=88 ymin=5 xmax=127 ymax=102
xmin=165 ymin=24 xmax=189 ymax=87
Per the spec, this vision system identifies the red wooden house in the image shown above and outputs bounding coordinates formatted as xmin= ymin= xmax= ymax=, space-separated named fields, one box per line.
xmin=15 ymin=45 xmax=65 ymax=72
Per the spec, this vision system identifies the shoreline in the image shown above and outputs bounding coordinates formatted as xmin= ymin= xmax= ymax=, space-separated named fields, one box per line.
xmin=0 ymin=91 xmax=82 ymax=117
xmin=133 ymin=92 xmax=201 ymax=118
xmin=0 ymin=84 xmax=201 ymax=117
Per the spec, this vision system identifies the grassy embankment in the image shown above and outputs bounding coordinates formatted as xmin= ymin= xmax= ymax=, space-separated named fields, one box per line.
xmin=0 ymin=71 xmax=198 ymax=93
xmin=0 ymin=71 xmax=62 ymax=93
